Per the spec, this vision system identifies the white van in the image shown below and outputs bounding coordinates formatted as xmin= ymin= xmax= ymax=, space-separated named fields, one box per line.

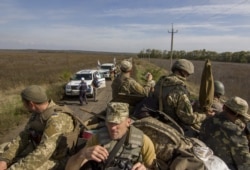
xmin=65 ymin=69 xmax=106 ymax=97
xmin=99 ymin=63 xmax=115 ymax=79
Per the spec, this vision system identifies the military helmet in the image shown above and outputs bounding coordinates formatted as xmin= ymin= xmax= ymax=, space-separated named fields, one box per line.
xmin=171 ymin=59 xmax=194 ymax=75
xmin=224 ymin=96 xmax=250 ymax=120
xmin=214 ymin=80 xmax=225 ymax=95
xmin=120 ymin=60 xmax=132 ymax=72
xmin=21 ymin=85 xmax=48 ymax=103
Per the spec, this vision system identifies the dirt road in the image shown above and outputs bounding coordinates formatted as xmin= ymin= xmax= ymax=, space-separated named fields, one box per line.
xmin=0 ymin=81 xmax=112 ymax=144
xmin=59 ymin=80 xmax=112 ymax=121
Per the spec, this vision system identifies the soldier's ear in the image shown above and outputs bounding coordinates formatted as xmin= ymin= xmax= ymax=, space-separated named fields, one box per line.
xmin=127 ymin=118 xmax=132 ymax=126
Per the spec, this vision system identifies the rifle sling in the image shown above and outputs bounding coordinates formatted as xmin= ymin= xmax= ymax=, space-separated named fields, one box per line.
xmin=105 ymin=131 xmax=128 ymax=167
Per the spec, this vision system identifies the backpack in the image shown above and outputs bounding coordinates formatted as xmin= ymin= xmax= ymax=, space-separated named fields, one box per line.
xmin=133 ymin=116 xmax=206 ymax=170
xmin=93 ymin=79 xmax=100 ymax=88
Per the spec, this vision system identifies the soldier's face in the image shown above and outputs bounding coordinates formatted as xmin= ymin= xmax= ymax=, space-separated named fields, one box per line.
xmin=106 ymin=118 xmax=131 ymax=140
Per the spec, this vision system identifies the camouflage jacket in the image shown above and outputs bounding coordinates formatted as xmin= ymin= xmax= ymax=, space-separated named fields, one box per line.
xmin=0 ymin=100 xmax=74 ymax=170
xmin=153 ymin=74 xmax=207 ymax=132
xmin=199 ymin=113 xmax=250 ymax=170
xmin=111 ymin=73 xmax=150 ymax=100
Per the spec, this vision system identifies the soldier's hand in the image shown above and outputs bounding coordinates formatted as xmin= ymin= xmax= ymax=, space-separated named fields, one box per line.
xmin=84 ymin=145 xmax=109 ymax=162
xmin=206 ymin=110 xmax=215 ymax=117
xmin=0 ymin=161 xmax=7 ymax=170
xmin=131 ymin=162 xmax=146 ymax=170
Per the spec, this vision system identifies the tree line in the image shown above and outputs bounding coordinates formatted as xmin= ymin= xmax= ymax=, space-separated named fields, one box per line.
xmin=137 ymin=49 xmax=250 ymax=63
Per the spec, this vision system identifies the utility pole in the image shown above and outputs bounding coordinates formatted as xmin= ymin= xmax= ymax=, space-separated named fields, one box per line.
xmin=168 ymin=23 xmax=178 ymax=70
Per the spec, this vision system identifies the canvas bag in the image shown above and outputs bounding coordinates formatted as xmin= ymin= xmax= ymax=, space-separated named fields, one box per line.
xmin=133 ymin=117 xmax=206 ymax=170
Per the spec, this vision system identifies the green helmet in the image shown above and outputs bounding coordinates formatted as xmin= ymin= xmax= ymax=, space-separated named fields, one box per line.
xmin=171 ymin=59 xmax=194 ymax=75
xmin=214 ymin=81 xmax=225 ymax=95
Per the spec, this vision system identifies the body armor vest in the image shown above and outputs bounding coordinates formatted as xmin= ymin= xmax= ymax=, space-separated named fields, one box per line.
xmin=28 ymin=104 xmax=81 ymax=159
xmin=97 ymin=125 xmax=144 ymax=167
xmin=154 ymin=75 xmax=190 ymax=125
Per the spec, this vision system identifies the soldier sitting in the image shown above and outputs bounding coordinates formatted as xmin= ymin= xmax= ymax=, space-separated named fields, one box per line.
xmin=65 ymin=102 xmax=156 ymax=170
xmin=199 ymin=96 xmax=250 ymax=170
xmin=0 ymin=85 xmax=77 ymax=170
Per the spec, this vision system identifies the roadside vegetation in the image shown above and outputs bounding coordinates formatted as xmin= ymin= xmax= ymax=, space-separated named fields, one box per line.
xmin=138 ymin=48 xmax=250 ymax=63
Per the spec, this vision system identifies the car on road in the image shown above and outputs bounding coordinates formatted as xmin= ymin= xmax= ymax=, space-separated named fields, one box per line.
xmin=65 ymin=69 xmax=106 ymax=97
xmin=99 ymin=63 xmax=116 ymax=79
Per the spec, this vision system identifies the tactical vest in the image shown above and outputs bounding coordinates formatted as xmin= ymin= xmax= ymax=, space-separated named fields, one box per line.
xmin=154 ymin=75 xmax=189 ymax=124
xmin=28 ymin=104 xmax=82 ymax=159
xmin=119 ymin=77 xmax=133 ymax=95
xmin=97 ymin=125 xmax=144 ymax=167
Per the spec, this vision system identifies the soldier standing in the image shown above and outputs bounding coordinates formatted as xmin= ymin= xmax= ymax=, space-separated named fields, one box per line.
xmin=0 ymin=85 xmax=77 ymax=170
xmin=199 ymin=96 xmax=250 ymax=170
xmin=111 ymin=59 xmax=152 ymax=100
xmin=65 ymin=102 xmax=156 ymax=170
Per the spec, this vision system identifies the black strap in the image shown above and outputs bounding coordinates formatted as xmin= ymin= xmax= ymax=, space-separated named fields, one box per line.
xmin=104 ymin=132 xmax=128 ymax=167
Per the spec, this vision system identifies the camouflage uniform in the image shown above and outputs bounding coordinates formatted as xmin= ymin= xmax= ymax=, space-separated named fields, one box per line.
xmin=111 ymin=60 xmax=150 ymax=100
xmin=154 ymin=73 xmax=207 ymax=135
xmin=0 ymin=100 xmax=74 ymax=170
xmin=111 ymin=73 xmax=150 ymax=99
xmin=199 ymin=97 xmax=250 ymax=170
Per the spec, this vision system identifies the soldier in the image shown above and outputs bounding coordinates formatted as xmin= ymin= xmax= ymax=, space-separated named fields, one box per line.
xmin=65 ymin=102 xmax=156 ymax=170
xmin=153 ymin=59 xmax=215 ymax=137
xmin=212 ymin=80 xmax=225 ymax=114
xmin=0 ymin=85 xmax=77 ymax=170
xmin=111 ymin=59 xmax=152 ymax=100
xmin=199 ymin=96 xmax=250 ymax=170
xmin=145 ymin=72 xmax=156 ymax=97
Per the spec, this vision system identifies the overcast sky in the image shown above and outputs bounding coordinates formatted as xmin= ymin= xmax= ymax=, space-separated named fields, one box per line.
xmin=0 ymin=0 xmax=250 ymax=53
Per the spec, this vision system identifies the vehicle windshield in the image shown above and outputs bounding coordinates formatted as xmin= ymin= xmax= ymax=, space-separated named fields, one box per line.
xmin=100 ymin=65 xmax=112 ymax=70
xmin=73 ymin=73 xmax=92 ymax=80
